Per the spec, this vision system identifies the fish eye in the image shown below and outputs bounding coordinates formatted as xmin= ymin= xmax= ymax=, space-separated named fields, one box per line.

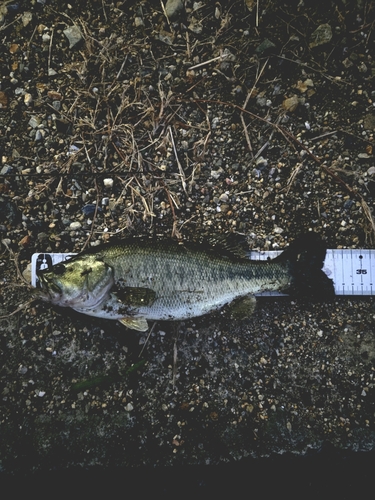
xmin=54 ymin=264 xmax=66 ymax=275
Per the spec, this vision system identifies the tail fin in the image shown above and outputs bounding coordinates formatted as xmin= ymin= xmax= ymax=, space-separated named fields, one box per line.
xmin=276 ymin=232 xmax=334 ymax=298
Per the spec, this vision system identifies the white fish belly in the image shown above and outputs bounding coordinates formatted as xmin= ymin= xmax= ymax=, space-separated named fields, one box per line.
xmin=76 ymin=276 xmax=267 ymax=322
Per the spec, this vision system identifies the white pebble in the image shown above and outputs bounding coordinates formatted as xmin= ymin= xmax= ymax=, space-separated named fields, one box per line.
xmin=24 ymin=93 xmax=33 ymax=106
xmin=210 ymin=169 xmax=223 ymax=180
xmin=103 ymin=178 xmax=114 ymax=188
xmin=69 ymin=221 xmax=82 ymax=230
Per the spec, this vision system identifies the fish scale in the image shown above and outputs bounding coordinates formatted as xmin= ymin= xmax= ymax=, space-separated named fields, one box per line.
xmin=97 ymin=241 xmax=291 ymax=320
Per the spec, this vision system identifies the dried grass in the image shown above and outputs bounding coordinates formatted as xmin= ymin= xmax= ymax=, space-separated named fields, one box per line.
xmin=8 ymin=7 xmax=375 ymax=246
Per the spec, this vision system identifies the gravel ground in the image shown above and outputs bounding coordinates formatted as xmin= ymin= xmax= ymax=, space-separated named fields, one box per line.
xmin=1 ymin=0 xmax=375 ymax=478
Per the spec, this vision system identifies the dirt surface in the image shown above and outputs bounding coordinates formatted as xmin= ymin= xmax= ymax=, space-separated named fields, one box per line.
xmin=1 ymin=0 xmax=375 ymax=479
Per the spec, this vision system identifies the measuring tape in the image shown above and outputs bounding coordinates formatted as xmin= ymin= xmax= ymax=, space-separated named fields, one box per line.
xmin=322 ymin=249 xmax=374 ymax=296
xmin=31 ymin=250 xmax=375 ymax=296
xmin=248 ymin=249 xmax=375 ymax=296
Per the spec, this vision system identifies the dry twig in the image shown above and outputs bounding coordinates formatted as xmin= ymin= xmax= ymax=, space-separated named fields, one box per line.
xmin=168 ymin=125 xmax=192 ymax=202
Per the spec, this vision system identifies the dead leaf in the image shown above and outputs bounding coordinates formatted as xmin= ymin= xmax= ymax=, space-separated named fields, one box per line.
xmin=0 ymin=91 xmax=8 ymax=109
xmin=188 ymin=17 xmax=203 ymax=34
xmin=245 ymin=0 xmax=256 ymax=12
xmin=19 ymin=235 xmax=31 ymax=247
xmin=282 ymin=95 xmax=299 ymax=112
xmin=36 ymin=82 xmax=48 ymax=94
xmin=47 ymin=91 xmax=63 ymax=100
xmin=9 ymin=43 xmax=19 ymax=54
xmin=296 ymin=78 xmax=314 ymax=93
xmin=309 ymin=23 xmax=332 ymax=48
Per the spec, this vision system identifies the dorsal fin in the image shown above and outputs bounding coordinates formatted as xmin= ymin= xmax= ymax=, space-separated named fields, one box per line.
xmin=184 ymin=233 xmax=249 ymax=260
xmin=73 ymin=233 xmax=250 ymax=262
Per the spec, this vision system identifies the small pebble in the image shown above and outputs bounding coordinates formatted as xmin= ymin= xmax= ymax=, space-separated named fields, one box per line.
xmin=134 ymin=17 xmax=144 ymax=27
xmin=165 ymin=0 xmax=184 ymax=20
xmin=35 ymin=130 xmax=43 ymax=141
xmin=256 ymin=157 xmax=268 ymax=169
xmin=82 ymin=204 xmax=102 ymax=216
xmin=103 ymin=178 xmax=114 ymax=188
xmin=63 ymin=25 xmax=83 ymax=48
xmin=22 ymin=11 xmax=33 ymax=27
xmin=28 ymin=116 xmax=41 ymax=128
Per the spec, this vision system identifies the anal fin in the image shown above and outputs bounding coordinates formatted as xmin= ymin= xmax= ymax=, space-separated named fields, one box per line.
xmin=119 ymin=317 xmax=149 ymax=331
xmin=229 ymin=295 xmax=257 ymax=320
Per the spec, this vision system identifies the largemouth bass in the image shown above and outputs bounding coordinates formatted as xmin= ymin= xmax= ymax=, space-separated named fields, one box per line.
xmin=36 ymin=233 xmax=333 ymax=331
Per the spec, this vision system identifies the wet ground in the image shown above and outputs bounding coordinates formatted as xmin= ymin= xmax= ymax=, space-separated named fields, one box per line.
xmin=1 ymin=0 xmax=375 ymax=483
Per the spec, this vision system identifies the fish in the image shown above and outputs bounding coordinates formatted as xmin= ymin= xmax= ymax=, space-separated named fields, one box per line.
xmin=35 ymin=233 xmax=334 ymax=331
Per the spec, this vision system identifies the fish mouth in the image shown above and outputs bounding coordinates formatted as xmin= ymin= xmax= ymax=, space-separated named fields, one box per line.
xmin=36 ymin=275 xmax=62 ymax=303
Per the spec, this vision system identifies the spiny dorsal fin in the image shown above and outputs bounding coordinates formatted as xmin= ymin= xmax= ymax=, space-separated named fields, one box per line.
xmin=184 ymin=232 xmax=249 ymax=260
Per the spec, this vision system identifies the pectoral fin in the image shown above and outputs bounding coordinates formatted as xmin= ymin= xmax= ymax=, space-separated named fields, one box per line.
xmin=119 ymin=317 xmax=149 ymax=331
xmin=229 ymin=295 xmax=257 ymax=319
xmin=114 ymin=284 xmax=156 ymax=307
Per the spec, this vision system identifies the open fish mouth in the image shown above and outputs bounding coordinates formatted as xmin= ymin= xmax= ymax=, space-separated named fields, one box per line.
xmin=36 ymin=274 xmax=62 ymax=302
xmin=36 ymin=271 xmax=113 ymax=309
